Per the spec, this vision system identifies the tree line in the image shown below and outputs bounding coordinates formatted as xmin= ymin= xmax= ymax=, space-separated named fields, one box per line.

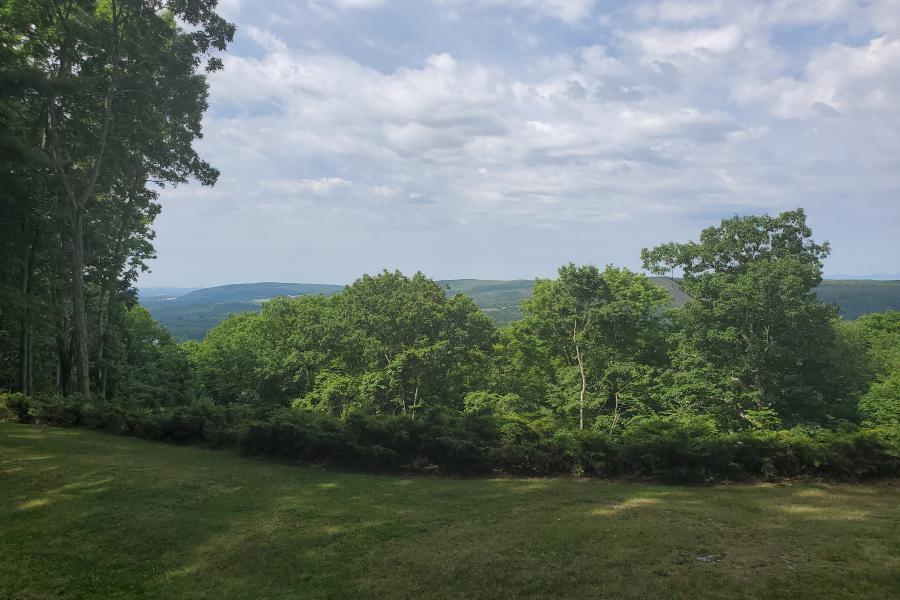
xmin=0 ymin=0 xmax=233 ymax=396
xmin=3 ymin=209 xmax=898 ymax=480
xmin=6 ymin=207 xmax=898 ymax=437
xmin=156 ymin=209 xmax=895 ymax=434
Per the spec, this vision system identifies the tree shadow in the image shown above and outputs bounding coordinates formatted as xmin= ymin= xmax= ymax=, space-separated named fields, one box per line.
xmin=2 ymin=423 xmax=898 ymax=599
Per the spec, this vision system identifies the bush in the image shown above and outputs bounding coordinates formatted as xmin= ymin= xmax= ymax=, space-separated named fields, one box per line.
xmin=568 ymin=430 xmax=618 ymax=477
xmin=0 ymin=392 xmax=31 ymax=421
xmin=237 ymin=408 xmax=497 ymax=474
xmin=29 ymin=395 xmax=84 ymax=427
xmin=616 ymin=416 xmax=719 ymax=482
xmin=5 ymin=394 xmax=898 ymax=481
xmin=490 ymin=415 xmax=569 ymax=475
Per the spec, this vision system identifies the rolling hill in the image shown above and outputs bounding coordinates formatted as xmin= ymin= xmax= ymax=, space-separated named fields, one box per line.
xmin=141 ymin=283 xmax=344 ymax=340
xmin=141 ymin=278 xmax=900 ymax=341
xmin=812 ymin=280 xmax=900 ymax=320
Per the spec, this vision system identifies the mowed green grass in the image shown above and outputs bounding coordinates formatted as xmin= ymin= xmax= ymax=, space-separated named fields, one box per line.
xmin=2 ymin=423 xmax=899 ymax=600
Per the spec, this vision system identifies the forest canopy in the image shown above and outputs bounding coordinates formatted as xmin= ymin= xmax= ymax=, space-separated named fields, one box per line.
xmin=161 ymin=209 xmax=896 ymax=434
xmin=3 ymin=205 xmax=900 ymax=479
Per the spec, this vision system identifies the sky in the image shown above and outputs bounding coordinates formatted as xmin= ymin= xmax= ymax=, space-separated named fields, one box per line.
xmin=139 ymin=0 xmax=900 ymax=287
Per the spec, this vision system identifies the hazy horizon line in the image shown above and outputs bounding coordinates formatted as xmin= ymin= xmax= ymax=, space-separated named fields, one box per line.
xmin=138 ymin=273 xmax=900 ymax=290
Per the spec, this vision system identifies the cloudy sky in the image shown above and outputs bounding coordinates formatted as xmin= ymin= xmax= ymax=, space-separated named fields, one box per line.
xmin=141 ymin=0 xmax=900 ymax=286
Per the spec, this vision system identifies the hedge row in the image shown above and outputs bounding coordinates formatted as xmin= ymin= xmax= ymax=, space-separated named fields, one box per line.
xmin=3 ymin=393 xmax=898 ymax=482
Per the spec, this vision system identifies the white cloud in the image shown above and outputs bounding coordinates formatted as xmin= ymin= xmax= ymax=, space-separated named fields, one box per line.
xmin=312 ymin=0 xmax=389 ymax=10
xmin=216 ymin=0 xmax=243 ymax=19
xmin=141 ymin=1 xmax=900 ymax=285
xmin=334 ymin=0 xmax=389 ymax=7
xmin=268 ymin=177 xmax=353 ymax=195
xmin=632 ymin=0 xmax=859 ymax=26
xmin=733 ymin=36 xmax=900 ymax=119
xmin=869 ymin=0 xmax=900 ymax=35
xmin=624 ymin=25 xmax=744 ymax=58
xmin=634 ymin=1 xmax=729 ymax=23
xmin=434 ymin=0 xmax=598 ymax=24
xmin=202 ymin=27 xmax=758 ymax=237
xmin=766 ymin=0 xmax=856 ymax=24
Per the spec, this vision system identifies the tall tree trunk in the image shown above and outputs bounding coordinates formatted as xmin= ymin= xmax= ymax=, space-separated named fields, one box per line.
xmin=574 ymin=329 xmax=586 ymax=431
xmin=44 ymin=0 xmax=122 ymax=398
xmin=17 ymin=328 xmax=29 ymax=394
xmin=70 ymin=205 xmax=90 ymax=394
xmin=57 ymin=333 xmax=72 ymax=397
xmin=95 ymin=191 xmax=132 ymax=396
xmin=610 ymin=390 xmax=620 ymax=433
xmin=17 ymin=222 xmax=40 ymax=395
xmin=26 ymin=327 xmax=33 ymax=396
xmin=96 ymin=288 xmax=108 ymax=395
xmin=17 ymin=222 xmax=31 ymax=394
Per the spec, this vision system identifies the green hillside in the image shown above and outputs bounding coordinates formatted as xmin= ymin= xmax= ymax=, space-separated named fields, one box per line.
xmin=440 ymin=279 xmax=535 ymax=324
xmin=815 ymin=280 xmax=900 ymax=320
xmin=138 ymin=286 xmax=202 ymax=299
xmin=141 ymin=278 xmax=900 ymax=341
xmin=141 ymin=283 xmax=344 ymax=340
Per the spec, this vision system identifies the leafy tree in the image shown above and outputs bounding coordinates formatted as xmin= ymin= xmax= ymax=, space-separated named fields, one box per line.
xmin=486 ymin=320 xmax=556 ymax=416
xmin=854 ymin=312 xmax=900 ymax=375
xmin=253 ymin=295 xmax=341 ymax=403
xmin=190 ymin=312 xmax=264 ymax=405
xmin=860 ymin=372 xmax=900 ymax=425
xmin=523 ymin=264 xmax=668 ymax=430
xmin=191 ymin=272 xmax=496 ymax=415
xmin=524 ymin=264 xmax=605 ymax=430
xmin=296 ymin=371 xmax=364 ymax=418
xmin=336 ymin=271 xmax=496 ymax=415
xmin=853 ymin=312 xmax=900 ymax=425
xmin=114 ymin=305 xmax=195 ymax=407
xmin=1 ymin=0 xmax=234 ymax=394
xmin=642 ymin=209 xmax=845 ymax=426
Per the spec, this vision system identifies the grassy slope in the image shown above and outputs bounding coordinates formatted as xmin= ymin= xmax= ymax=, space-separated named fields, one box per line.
xmin=2 ymin=423 xmax=899 ymax=599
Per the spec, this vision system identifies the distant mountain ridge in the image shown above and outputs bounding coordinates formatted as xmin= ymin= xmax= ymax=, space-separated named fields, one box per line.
xmin=156 ymin=282 xmax=345 ymax=305
xmin=138 ymin=287 xmax=203 ymax=300
xmin=140 ymin=278 xmax=900 ymax=341
xmin=824 ymin=273 xmax=900 ymax=280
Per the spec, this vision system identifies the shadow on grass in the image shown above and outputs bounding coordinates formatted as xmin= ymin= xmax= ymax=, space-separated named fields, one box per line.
xmin=1 ymin=422 xmax=898 ymax=599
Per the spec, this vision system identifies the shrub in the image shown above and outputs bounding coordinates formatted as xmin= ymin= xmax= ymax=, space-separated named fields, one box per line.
xmin=0 ymin=392 xmax=31 ymax=422
xmin=568 ymin=430 xmax=618 ymax=477
xmin=29 ymin=395 xmax=84 ymax=427
xmin=490 ymin=415 xmax=570 ymax=475
xmin=617 ymin=416 xmax=719 ymax=483
xmin=5 ymin=394 xmax=899 ymax=481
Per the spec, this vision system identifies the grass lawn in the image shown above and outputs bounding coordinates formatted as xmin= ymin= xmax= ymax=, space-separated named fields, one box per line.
xmin=2 ymin=422 xmax=899 ymax=599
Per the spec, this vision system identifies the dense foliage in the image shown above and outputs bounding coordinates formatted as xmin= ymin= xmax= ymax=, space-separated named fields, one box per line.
xmin=3 ymin=208 xmax=900 ymax=480
xmin=0 ymin=0 xmax=233 ymax=396
xmin=1 ymin=7 xmax=897 ymax=480
xmin=3 ymin=393 xmax=898 ymax=482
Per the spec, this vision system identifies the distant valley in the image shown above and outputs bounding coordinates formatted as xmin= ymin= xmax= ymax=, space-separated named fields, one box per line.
xmin=140 ymin=278 xmax=900 ymax=341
